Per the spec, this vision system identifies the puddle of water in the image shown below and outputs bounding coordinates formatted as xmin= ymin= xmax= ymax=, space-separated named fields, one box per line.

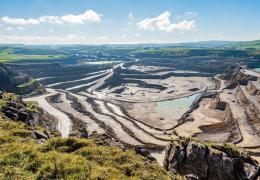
xmin=155 ymin=93 xmax=199 ymax=119
xmin=254 ymin=68 xmax=260 ymax=72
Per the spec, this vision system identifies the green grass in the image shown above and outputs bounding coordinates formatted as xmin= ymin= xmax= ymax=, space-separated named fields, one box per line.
xmin=178 ymin=136 xmax=240 ymax=158
xmin=0 ymin=94 xmax=174 ymax=180
xmin=17 ymin=79 xmax=37 ymax=88
xmin=0 ymin=48 xmax=66 ymax=63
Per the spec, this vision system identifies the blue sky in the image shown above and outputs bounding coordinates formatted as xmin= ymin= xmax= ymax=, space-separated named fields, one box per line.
xmin=0 ymin=0 xmax=259 ymax=44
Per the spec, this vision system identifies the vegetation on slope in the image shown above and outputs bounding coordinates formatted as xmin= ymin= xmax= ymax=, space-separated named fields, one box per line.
xmin=181 ymin=136 xmax=240 ymax=158
xmin=0 ymin=93 xmax=173 ymax=180
xmin=17 ymin=79 xmax=37 ymax=88
xmin=225 ymin=40 xmax=260 ymax=50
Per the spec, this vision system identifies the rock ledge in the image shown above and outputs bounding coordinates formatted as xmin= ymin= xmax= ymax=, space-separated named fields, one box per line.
xmin=164 ymin=137 xmax=260 ymax=180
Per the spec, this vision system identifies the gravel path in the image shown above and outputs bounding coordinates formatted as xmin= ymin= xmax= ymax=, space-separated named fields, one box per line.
xmin=24 ymin=90 xmax=72 ymax=137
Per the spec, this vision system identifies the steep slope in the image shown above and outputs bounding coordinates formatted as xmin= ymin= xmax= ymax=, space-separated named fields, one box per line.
xmin=0 ymin=63 xmax=45 ymax=95
xmin=164 ymin=137 xmax=260 ymax=180
xmin=0 ymin=93 xmax=174 ymax=179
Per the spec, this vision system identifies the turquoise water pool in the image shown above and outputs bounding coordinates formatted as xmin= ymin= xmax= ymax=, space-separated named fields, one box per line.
xmin=155 ymin=93 xmax=199 ymax=120
xmin=254 ymin=68 xmax=260 ymax=72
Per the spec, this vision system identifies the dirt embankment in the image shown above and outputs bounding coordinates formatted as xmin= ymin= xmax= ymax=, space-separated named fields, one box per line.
xmin=190 ymin=95 xmax=242 ymax=143
xmin=235 ymin=85 xmax=260 ymax=135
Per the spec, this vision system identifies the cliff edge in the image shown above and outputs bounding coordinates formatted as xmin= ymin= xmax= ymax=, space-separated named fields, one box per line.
xmin=0 ymin=63 xmax=45 ymax=95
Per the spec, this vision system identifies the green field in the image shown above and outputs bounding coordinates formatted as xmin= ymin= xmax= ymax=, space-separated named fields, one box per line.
xmin=0 ymin=48 xmax=67 ymax=63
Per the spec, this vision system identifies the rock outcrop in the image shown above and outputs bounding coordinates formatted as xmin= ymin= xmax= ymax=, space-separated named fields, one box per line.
xmin=2 ymin=99 xmax=32 ymax=124
xmin=222 ymin=67 xmax=258 ymax=89
xmin=1 ymin=93 xmax=59 ymax=137
xmin=164 ymin=138 xmax=260 ymax=180
xmin=0 ymin=63 xmax=45 ymax=95
xmin=235 ymin=85 xmax=260 ymax=135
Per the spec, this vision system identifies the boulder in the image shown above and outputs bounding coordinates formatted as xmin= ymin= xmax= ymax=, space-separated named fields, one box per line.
xmin=69 ymin=126 xmax=89 ymax=138
xmin=2 ymin=106 xmax=18 ymax=114
xmin=43 ymin=129 xmax=51 ymax=139
xmin=18 ymin=111 xmax=29 ymax=122
xmin=6 ymin=102 xmax=18 ymax=108
xmin=32 ymin=130 xmax=49 ymax=140
xmin=4 ymin=110 xmax=19 ymax=120
xmin=135 ymin=145 xmax=150 ymax=157
xmin=78 ymin=126 xmax=89 ymax=138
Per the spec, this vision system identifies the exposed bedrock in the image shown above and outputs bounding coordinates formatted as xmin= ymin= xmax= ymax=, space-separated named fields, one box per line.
xmin=1 ymin=93 xmax=58 ymax=135
xmin=120 ymin=71 xmax=211 ymax=79
xmin=49 ymin=73 xmax=107 ymax=90
xmin=235 ymin=85 xmax=260 ymax=135
xmin=164 ymin=138 xmax=260 ymax=180
xmin=212 ymin=76 xmax=221 ymax=90
xmin=0 ymin=63 xmax=45 ymax=95
xmin=96 ymin=68 xmax=167 ymax=91
xmin=224 ymin=68 xmax=257 ymax=89
xmin=247 ymin=81 xmax=260 ymax=97
xmin=194 ymin=95 xmax=242 ymax=143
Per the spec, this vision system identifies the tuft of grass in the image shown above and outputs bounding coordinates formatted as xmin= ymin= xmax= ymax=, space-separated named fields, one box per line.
xmin=221 ymin=143 xmax=240 ymax=157
xmin=25 ymin=101 xmax=39 ymax=113
xmin=178 ymin=136 xmax=240 ymax=157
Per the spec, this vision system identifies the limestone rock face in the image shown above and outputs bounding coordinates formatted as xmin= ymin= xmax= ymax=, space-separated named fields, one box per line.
xmin=164 ymin=139 xmax=260 ymax=180
xmin=0 ymin=63 xmax=45 ymax=95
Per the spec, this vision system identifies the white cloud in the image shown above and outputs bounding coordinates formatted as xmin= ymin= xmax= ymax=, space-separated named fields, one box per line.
xmin=1 ymin=17 xmax=40 ymax=26
xmin=1 ymin=10 xmax=102 ymax=26
xmin=61 ymin=10 xmax=101 ymax=24
xmin=137 ymin=11 xmax=196 ymax=32
xmin=38 ymin=15 xmax=63 ymax=24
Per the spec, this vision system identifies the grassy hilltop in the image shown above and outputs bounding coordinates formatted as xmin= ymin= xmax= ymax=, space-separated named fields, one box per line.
xmin=0 ymin=93 xmax=174 ymax=180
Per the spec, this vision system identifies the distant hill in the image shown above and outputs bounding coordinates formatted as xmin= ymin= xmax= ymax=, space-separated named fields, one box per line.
xmin=169 ymin=41 xmax=236 ymax=48
xmin=225 ymin=40 xmax=260 ymax=50
xmin=104 ymin=41 xmax=236 ymax=49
